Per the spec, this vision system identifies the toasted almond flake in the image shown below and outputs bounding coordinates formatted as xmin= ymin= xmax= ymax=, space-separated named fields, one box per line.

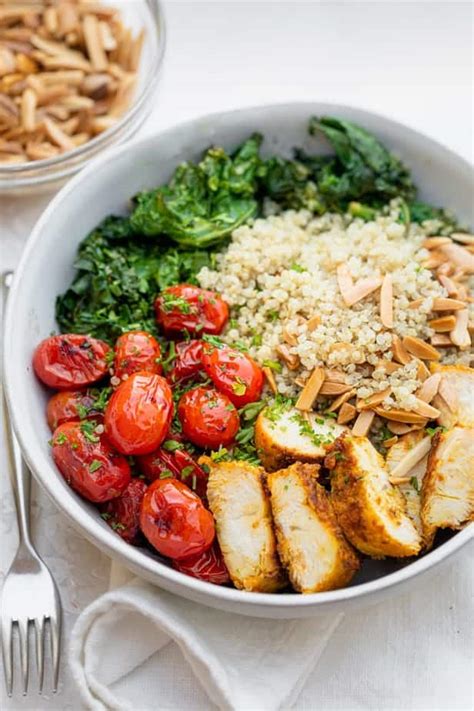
xmin=294 ymin=376 xmax=307 ymax=388
xmin=108 ymin=72 xmax=135 ymax=117
xmin=451 ymin=232 xmax=474 ymax=245
xmin=337 ymin=402 xmax=357 ymax=425
xmin=436 ymin=262 xmax=454 ymax=277
xmin=91 ymin=114 xmax=117 ymax=134
xmin=324 ymin=369 xmax=346 ymax=383
xmin=414 ymin=358 xmax=431 ymax=381
xmin=38 ymin=69 xmax=85 ymax=86
xmin=428 ymin=315 xmax=457 ymax=332
xmin=432 ymin=297 xmax=467 ymax=311
xmin=20 ymin=87 xmax=36 ymax=131
xmin=57 ymin=3 xmax=79 ymax=37
xmin=336 ymin=264 xmax=354 ymax=305
xmin=71 ymin=131 xmax=90 ymax=146
xmin=356 ymin=387 xmax=391 ymax=411
xmin=408 ymin=298 xmax=423 ymax=310
xmin=377 ymin=359 xmax=402 ymax=375
xmin=449 ymin=308 xmax=471 ymax=349
xmin=374 ymin=407 xmax=428 ymax=424
xmin=389 ymin=476 xmax=412 ymax=485
xmin=379 ymin=273 xmax=393 ymax=328
xmin=83 ymin=14 xmax=108 ymax=71
xmin=422 ymin=237 xmax=453 ymax=249
xmin=25 ymin=140 xmax=58 ymax=160
xmin=402 ymin=335 xmax=440 ymax=361
xmin=282 ymin=328 xmax=298 ymax=346
xmin=437 ymin=379 xmax=459 ymax=412
xmin=412 ymin=399 xmax=440 ymax=419
xmin=41 ymin=53 xmax=92 ymax=72
xmin=345 ymin=276 xmax=382 ymax=307
xmin=387 ymin=421 xmax=426 ymax=435
xmin=319 ymin=381 xmax=353 ymax=396
xmin=262 ymin=366 xmax=277 ymax=394
xmin=422 ymin=250 xmax=447 ymax=270
xmin=44 ymin=7 xmax=58 ymax=35
xmin=306 ymin=314 xmax=321 ymax=331
xmin=430 ymin=334 xmax=452 ymax=347
xmin=295 ymin=366 xmax=325 ymax=411
xmin=43 ymin=116 xmax=75 ymax=150
xmin=415 ymin=373 xmax=441 ymax=403
xmin=440 ymin=243 xmax=474 ymax=274
xmin=327 ymin=389 xmax=356 ymax=412
xmin=383 ymin=436 xmax=398 ymax=448
xmin=31 ymin=34 xmax=73 ymax=57
xmin=276 ymin=344 xmax=300 ymax=371
xmin=351 ymin=409 xmax=375 ymax=436
xmin=16 ymin=53 xmax=38 ymax=74
xmin=116 ymin=26 xmax=132 ymax=68
xmin=98 ymin=20 xmax=117 ymax=51
xmin=60 ymin=95 xmax=95 ymax=110
xmin=391 ymin=335 xmax=412 ymax=365
xmin=388 ymin=437 xmax=431 ymax=478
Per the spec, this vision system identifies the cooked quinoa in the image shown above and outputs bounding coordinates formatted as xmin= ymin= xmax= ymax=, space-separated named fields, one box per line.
xmin=198 ymin=201 xmax=472 ymax=411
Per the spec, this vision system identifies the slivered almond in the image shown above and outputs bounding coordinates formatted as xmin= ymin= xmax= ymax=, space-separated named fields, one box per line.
xmin=356 ymin=387 xmax=391 ymax=411
xmin=319 ymin=381 xmax=353 ymax=396
xmin=377 ymin=359 xmax=402 ymax=375
xmin=389 ymin=476 xmax=412 ymax=485
xmin=337 ymin=402 xmax=357 ymax=425
xmin=306 ymin=314 xmax=321 ymax=331
xmin=336 ymin=264 xmax=354 ymax=305
xmin=374 ymin=407 xmax=428 ymax=424
xmin=412 ymin=399 xmax=440 ymax=419
xmin=262 ymin=367 xmax=277 ymax=395
xmin=391 ymin=335 xmax=412 ymax=365
xmin=383 ymin=436 xmax=398 ymax=448
xmin=432 ymin=297 xmax=466 ymax=311
xmin=450 ymin=309 xmax=471 ymax=349
xmin=351 ymin=409 xmax=375 ymax=436
xmin=380 ymin=274 xmax=393 ymax=328
xmin=416 ymin=373 xmax=441 ymax=403
xmin=422 ymin=237 xmax=452 ymax=249
xmin=41 ymin=54 xmax=92 ymax=71
xmin=57 ymin=3 xmax=79 ymax=37
xmin=408 ymin=299 xmax=423 ymax=310
xmin=295 ymin=367 xmax=325 ymax=411
xmin=20 ymin=87 xmax=36 ymax=131
xmin=43 ymin=116 xmax=74 ymax=150
xmin=440 ymin=243 xmax=474 ymax=274
xmin=402 ymin=335 xmax=440 ymax=361
xmin=422 ymin=250 xmax=447 ymax=270
xmin=129 ymin=28 xmax=144 ymax=71
xmin=387 ymin=421 xmax=426 ymax=435
xmin=276 ymin=344 xmax=300 ymax=371
xmin=282 ymin=328 xmax=298 ymax=347
xmin=44 ymin=7 xmax=58 ymax=35
xmin=415 ymin=358 xmax=431 ymax=381
xmin=451 ymin=232 xmax=474 ymax=245
xmin=430 ymin=334 xmax=452 ymax=347
xmin=437 ymin=379 xmax=459 ymax=412
xmin=98 ymin=20 xmax=117 ymax=51
xmin=324 ymin=369 xmax=346 ymax=383
xmin=83 ymin=14 xmax=108 ymax=71
xmin=345 ymin=277 xmax=382 ymax=307
xmin=327 ymin=389 xmax=356 ymax=412
xmin=428 ymin=315 xmax=457 ymax=332
xmin=388 ymin=435 xmax=431 ymax=479
xmin=437 ymin=262 xmax=454 ymax=277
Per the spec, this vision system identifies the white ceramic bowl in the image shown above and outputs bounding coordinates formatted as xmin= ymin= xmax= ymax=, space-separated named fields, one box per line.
xmin=4 ymin=103 xmax=473 ymax=618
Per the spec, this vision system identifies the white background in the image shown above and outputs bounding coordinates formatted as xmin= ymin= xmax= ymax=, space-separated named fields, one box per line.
xmin=1 ymin=1 xmax=473 ymax=709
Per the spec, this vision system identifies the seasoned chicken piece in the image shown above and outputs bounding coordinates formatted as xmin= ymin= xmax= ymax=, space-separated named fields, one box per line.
xmin=386 ymin=431 xmax=429 ymax=534
xmin=204 ymin=458 xmax=287 ymax=592
xmin=421 ymin=426 xmax=474 ymax=547
xmin=327 ymin=435 xmax=422 ymax=558
xmin=255 ymin=406 xmax=347 ymax=472
xmin=430 ymin=364 xmax=474 ymax=428
xmin=267 ymin=463 xmax=359 ymax=593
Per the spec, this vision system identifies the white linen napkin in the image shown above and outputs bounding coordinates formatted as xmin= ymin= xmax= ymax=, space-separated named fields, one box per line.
xmin=69 ymin=562 xmax=342 ymax=711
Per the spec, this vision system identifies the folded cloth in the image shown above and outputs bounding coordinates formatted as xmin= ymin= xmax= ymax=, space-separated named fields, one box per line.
xmin=70 ymin=563 xmax=342 ymax=711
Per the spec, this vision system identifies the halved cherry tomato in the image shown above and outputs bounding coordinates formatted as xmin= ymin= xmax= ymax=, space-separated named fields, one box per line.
xmin=99 ymin=478 xmax=148 ymax=544
xmin=178 ymin=386 xmax=239 ymax=449
xmin=155 ymin=285 xmax=228 ymax=336
xmin=46 ymin=390 xmax=101 ymax=431
xmin=105 ymin=371 xmax=173 ymax=455
xmin=138 ymin=445 xmax=208 ymax=500
xmin=33 ymin=334 xmax=111 ymax=389
xmin=201 ymin=342 xmax=264 ymax=408
xmin=167 ymin=340 xmax=204 ymax=383
xmin=51 ymin=421 xmax=131 ymax=502
xmin=113 ymin=330 xmax=162 ymax=379
xmin=172 ymin=542 xmax=230 ymax=585
xmin=139 ymin=478 xmax=215 ymax=560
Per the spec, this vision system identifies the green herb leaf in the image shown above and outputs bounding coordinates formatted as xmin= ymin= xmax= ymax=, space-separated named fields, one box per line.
xmin=89 ymin=459 xmax=103 ymax=473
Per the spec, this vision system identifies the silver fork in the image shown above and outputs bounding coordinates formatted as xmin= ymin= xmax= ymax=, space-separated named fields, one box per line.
xmin=1 ymin=271 xmax=62 ymax=696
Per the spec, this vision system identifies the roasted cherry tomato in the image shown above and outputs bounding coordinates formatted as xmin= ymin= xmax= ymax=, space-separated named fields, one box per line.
xmin=113 ymin=330 xmax=162 ymax=380
xmin=33 ymin=334 xmax=111 ymax=390
xmin=99 ymin=478 xmax=148 ymax=544
xmin=139 ymin=478 xmax=215 ymax=560
xmin=46 ymin=390 xmax=102 ymax=431
xmin=178 ymin=386 xmax=239 ymax=449
xmin=172 ymin=542 xmax=230 ymax=585
xmin=51 ymin=421 xmax=131 ymax=503
xmin=167 ymin=340 xmax=204 ymax=384
xmin=138 ymin=445 xmax=208 ymax=500
xmin=201 ymin=342 xmax=264 ymax=407
xmin=105 ymin=371 xmax=173 ymax=455
xmin=155 ymin=285 xmax=228 ymax=336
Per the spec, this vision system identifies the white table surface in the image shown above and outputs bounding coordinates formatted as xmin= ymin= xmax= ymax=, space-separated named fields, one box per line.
xmin=1 ymin=2 xmax=473 ymax=709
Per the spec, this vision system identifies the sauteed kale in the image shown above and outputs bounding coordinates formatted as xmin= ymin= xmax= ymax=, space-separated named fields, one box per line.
xmin=56 ymin=116 xmax=456 ymax=341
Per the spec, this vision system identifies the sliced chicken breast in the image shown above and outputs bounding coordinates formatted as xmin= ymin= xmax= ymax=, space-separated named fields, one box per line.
xmin=328 ymin=435 xmax=422 ymax=558
xmin=267 ymin=462 xmax=360 ymax=593
xmin=204 ymin=458 xmax=287 ymax=592
xmin=421 ymin=426 xmax=474 ymax=547
xmin=430 ymin=364 xmax=474 ymax=428
xmin=386 ymin=431 xmax=430 ymax=535
xmin=255 ymin=406 xmax=346 ymax=472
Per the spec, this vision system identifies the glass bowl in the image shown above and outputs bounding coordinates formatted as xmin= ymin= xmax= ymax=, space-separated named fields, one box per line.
xmin=0 ymin=0 xmax=166 ymax=195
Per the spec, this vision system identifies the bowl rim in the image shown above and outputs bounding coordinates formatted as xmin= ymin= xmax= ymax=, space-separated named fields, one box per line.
xmin=4 ymin=101 xmax=473 ymax=612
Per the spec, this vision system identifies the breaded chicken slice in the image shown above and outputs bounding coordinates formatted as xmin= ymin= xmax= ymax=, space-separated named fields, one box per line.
xmin=266 ymin=463 xmax=360 ymax=593
xmin=255 ymin=406 xmax=347 ymax=472
xmin=385 ymin=431 xmax=430 ymax=535
xmin=327 ymin=435 xmax=421 ymax=558
xmin=430 ymin=364 xmax=474 ymax=428
xmin=421 ymin=426 xmax=474 ymax=547
xmin=204 ymin=458 xmax=287 ymax=593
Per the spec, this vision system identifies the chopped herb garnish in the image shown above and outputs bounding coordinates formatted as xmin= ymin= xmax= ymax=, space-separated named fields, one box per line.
xmin=262 ymin=359 xmax=282 ymax=373
xmin=410 ymin=476 xmax=420 ymax=493
xmin=54 ymin=432 xmax=68 ymax=445
xmin=162 ymin=439 xmax=183 ymax=452
xmin=159 ymin=469 xmax=174 ymax=479
xmin=89 ymin=459 xmax=103 ymax=473
xmin=80 ymin=420 xmax=100 ymax=443
xmin=232 ymin=378 xmax=247 ymax=396
xmin=290 ymin=263 xmax=306 ymax=273
xmin=111 ymin=522 xmax=126 ymax=531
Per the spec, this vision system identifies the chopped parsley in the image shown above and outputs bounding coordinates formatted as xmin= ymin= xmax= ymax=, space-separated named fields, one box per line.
xmin=162 ymin=439 xmax=183 ymax=452
xmin=262 ymin=359 xmax=282 ymax=373
xmin=410 ymin=476 xmax=420 ymax=493
xmin=80 ymin=420 xmax=100 ymax=443
xmin=54 ymin=432 xmax=68 ymax=446
xmin=161 ymin=292 xmax=192 ymax=314
xmin=232 ymin=378 xmax=247 ymax=396
xmin=89 ymin=459 xmax=103 ymax=473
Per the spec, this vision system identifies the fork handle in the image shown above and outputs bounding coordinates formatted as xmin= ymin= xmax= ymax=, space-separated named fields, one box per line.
xmin=4 ymin=398 xmax=33 ymax=550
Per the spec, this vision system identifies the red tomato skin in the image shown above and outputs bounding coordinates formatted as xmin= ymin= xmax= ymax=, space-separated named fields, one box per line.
xmin=51 ymin=422 xmax=131 ymax=503
xmin=105 ymin=371 xmax=173 ymax=455
xmin=113 ymin=331 xmax=162 ymax=379
xmin=33 ymin=334 xmax=111 ymax=389
xmin=46 ymin=390 xmax=100 ymax=431
xmin=138 ymin=447 xmax=208 ymax=500
xmin=155 ymin=285 xmax=229 ymax=336
xmin=172 ymin=542 xmax=230 ymax=585
xmin=201 ymin=343 xmax=264 ymax=407
xmin=177 ymin=387 xmax=239 ymax=449
xmin=139 ymin=478 xmax=215 ymax=560
xmin=167 ymin=340 xmax=204 ymax=384
xmin=99 ymin=478 xmax=148 ymax=544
